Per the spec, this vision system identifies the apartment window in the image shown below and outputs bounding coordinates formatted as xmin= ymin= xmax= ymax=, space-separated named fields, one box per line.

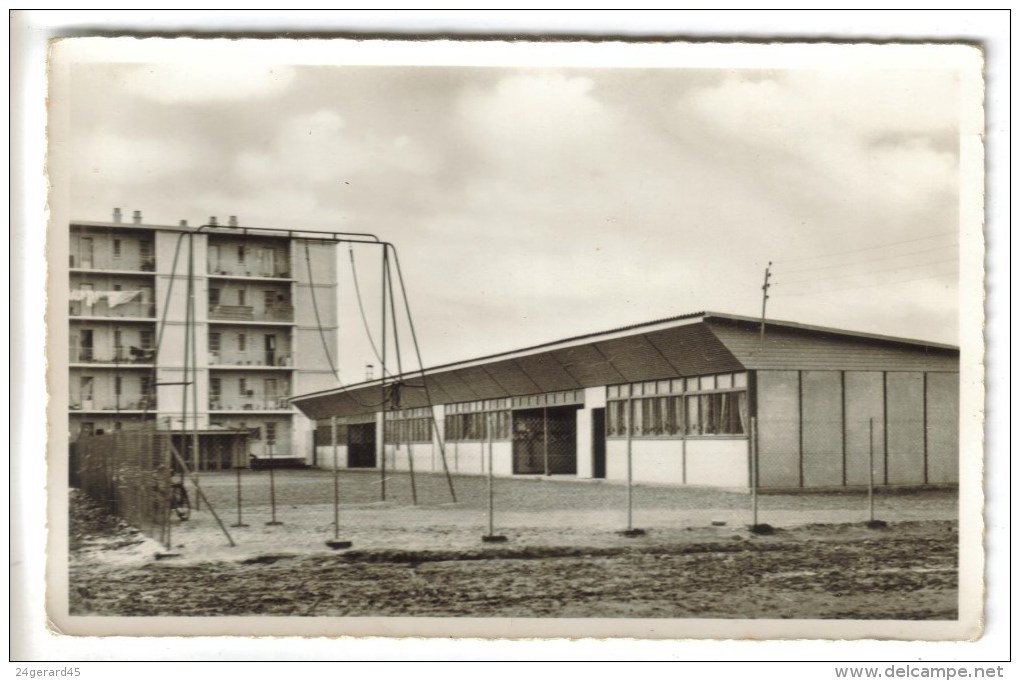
xmin=139 ymin=240 xmax=153 ymax=260
xmin=263 ymin=290 xmax=276 ymax=309
xmin=114 ymin=422 xmax=122 ymax=431
xmin=114 ymin=376 xmax=122 ymax=396
xmin=237 ymin=289 xmax=246 ymax=307
xmin=210 ymin=378 xmax=222 ymax=397
xmin=237 ymin=333 xmax=246 ymax=351
xmin=112 ymin=239 xmax=122 ymax=258
xmin=265 ymin=422 xmax=277 ymax=445
xmin=209 ymin=332 xmax=221 ymax=353
xmin=209 ymin=288 xmax=221 ymax=306
xmin=140 ymin=376 xmax=153 ymax=397
xmin=237 ymin=246 xmax=245 ymax=264
xmin=113 ymin=328 xmax=123 ymax=354
xmin=80 ymin=376 xmax=95 ymax=401
xmin=80 ymin=422 xmax=95 ymax=437
xmin=140 ymin=330 xmax=154 ymax=350
xmin=113 ymin=283 xmax=122 ymax=292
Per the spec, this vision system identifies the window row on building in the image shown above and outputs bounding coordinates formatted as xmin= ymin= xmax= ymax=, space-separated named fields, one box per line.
xmin=606 ymin=371 xmax=749 ymax=437
xmin=607 ymin=391 xmax=748 ymax=437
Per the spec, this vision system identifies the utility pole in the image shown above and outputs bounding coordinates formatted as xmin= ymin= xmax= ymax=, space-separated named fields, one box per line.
xmin=759 ymin=261 xmax=772 ymax=350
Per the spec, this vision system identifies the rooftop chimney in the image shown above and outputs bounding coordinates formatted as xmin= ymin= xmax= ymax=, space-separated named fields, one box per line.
xmin=209 ymin=216 xmax=218 ymax=226
xmin=179 ymin=219 xmax=188 ymax=227
xmin=112 ymin=208 xmax=122 ymax=223
xmin=132 ymin=210 xmax=142 ymax=225
xmin=365 ymin=364 xmax=374 ymax=381
xmin=228 ymin=215 xmax=239 ymax=227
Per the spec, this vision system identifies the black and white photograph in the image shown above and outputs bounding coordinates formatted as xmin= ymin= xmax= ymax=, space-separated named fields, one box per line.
xmin=34 ymin=31 xmax=988 ymax=647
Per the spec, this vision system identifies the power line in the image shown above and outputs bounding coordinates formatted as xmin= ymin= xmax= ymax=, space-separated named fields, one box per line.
xmin=774 ymin=257 xmax=959 ymax=287
xmin=774 ymin=243 xmax=957 ymax=276
xmin=772 ymin=231 xmax=957 ymax=265
xmin=771 ymin=268 xmax=958 ymax=298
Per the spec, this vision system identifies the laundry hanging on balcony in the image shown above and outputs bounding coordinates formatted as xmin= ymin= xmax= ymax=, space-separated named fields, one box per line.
xmin=70 ymin=289 xmax=141 ymax=308
xmin=105 ymin=290 xmax=141 ymax=308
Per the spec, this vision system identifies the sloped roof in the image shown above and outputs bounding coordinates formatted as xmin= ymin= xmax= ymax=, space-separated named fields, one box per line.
xmin=291 ymin=312 xmax=958 ymax=420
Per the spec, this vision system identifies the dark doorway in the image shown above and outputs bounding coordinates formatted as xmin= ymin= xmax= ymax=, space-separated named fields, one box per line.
xmin=347 ymin=422 xmax=377 ymax=468
xmin=512 ymin=406 xmax=578 ymax=475
xmin=79 ymin=329 xmax=94 ymax=362
xmin=264 ymin=334 xmax=276 ymax=365
xmin=592 ymin=407 xmax=606 ymax=479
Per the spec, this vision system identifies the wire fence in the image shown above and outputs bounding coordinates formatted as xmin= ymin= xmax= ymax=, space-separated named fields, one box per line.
xmin=73 ymin=424 xmax=243 ymax=551
xmin=73 ymin=416 xmax=957 ymax=556
xmin=74 ymin=425 xmax=172 ymax=543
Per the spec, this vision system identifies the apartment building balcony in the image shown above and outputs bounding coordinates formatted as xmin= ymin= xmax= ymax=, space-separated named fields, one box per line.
xmin=70 ymin=346 xmax=156 ymax=365
xmin=69 ymin=299 xmax=156 ymax=319
xmin=69 ymin=255 xmax=156 ymax=273
xmin=208 ymin=397 xmax=293 ymax=412
xmin=69 ymin=396 xmax=157 ymax=412
xmin=208 ymin=304 xmax=294 ymax=323
xmin=207 ymin=268 xmax=293 ymax=281
xmin=208 ymin=352 xmax=293 ymax=368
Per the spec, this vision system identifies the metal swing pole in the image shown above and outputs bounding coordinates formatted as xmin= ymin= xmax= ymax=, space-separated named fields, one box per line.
xmin=379 ymin=247 xmax=388 ymax=502
xmin=389 ymin=249 xmax=457 ymax=503
xmin=187 ymin=234 xmax=202 ymax=511
xmin=384 ymin=251 xmax=416 ymax=505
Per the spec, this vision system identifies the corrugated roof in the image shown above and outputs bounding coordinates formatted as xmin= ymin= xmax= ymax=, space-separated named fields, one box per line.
xmin=291 ymin=311 xmax=959 ymax=420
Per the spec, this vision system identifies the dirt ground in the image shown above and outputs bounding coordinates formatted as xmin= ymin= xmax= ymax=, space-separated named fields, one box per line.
xmin=68 ymin=471 xmax=958 ymax=619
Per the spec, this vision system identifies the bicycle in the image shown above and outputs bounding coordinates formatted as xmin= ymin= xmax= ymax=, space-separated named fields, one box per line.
xmin=170 ymin=481 xmax=191 ymax=521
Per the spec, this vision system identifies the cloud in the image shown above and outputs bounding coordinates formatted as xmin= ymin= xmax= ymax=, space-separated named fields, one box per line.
xmin=121 ymin=62 xmax=296 ymax=104
xmin=677 ymin=70 xmax=960 ymax=218
xmin=71 ymin=130 xmax=194 ymax=186
xmin=235 ymin=109 xmax=439 ymax=190
xmin=456 ymin=72 xmax=619 ymax=174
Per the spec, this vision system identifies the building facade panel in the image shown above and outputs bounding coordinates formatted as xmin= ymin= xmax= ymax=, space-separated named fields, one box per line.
xmin=885 ymin=372 xmax=926 ymax=485
xmin=843 ymin=371 xmax=887 ymax=486
xmin=755 ymin=370 xmax=801 ymax=487
xmin=926 ymin=372 xmax=959 ymax=484
xmin=800 ymin=370 xmax=844 ymax=487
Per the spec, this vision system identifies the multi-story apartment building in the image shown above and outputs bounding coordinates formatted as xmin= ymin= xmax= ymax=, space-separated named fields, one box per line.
xmin=68 ymin=209 xmax=338 ymax=470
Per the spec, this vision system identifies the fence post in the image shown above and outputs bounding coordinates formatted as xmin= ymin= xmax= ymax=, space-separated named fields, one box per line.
xmin=231 ymin=462 xmax=248 ymax=528
xmin=866 ymin=417 xmax=887 ymax=528
xmin=332 ymin=417 xmax=339 ymax=539
xmin=327 ymin=415 xmax=352 ymax=549
xmin=749 ymin=416 xmax=772 ymax=534
xmin=482 ymin=411 xmax=507 ymax=543
xmin=266 ymin=442 xmax=282 ymax=526
xmin=751 ymin=416 xmax=758 ymax=527
xmin=619 ymin=395 xmax=645 ymax=537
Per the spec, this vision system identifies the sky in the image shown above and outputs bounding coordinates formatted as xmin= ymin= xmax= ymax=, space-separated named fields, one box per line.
xmin=59 ymin=40 xmax=976 ymax=386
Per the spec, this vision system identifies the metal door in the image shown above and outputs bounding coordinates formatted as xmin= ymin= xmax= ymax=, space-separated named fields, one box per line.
xmin=592 ymin=407 xmax=606 ymax=478
xmin=347 ymin=422 xmax=377 ymax=468
xmin=512 ymin=406 xmax=578 ymax=475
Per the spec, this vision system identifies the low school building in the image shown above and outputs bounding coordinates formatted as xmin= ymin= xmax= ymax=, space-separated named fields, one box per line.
xmin=290 ymin=312 xmax=959 ymax=490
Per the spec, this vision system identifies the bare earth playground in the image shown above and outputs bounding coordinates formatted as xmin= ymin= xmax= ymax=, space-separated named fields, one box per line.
xmin=69 ymin=469 xmax=958 ymax=619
